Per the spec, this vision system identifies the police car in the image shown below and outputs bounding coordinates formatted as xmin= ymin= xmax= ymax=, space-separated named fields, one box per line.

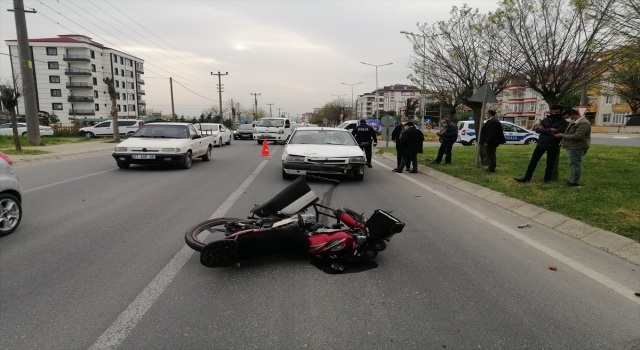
xmin=457 ymin=120 xmax=538 ymax=146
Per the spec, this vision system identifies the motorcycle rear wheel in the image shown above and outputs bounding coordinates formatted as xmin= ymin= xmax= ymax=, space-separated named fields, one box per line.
xmin=185 ymin=218 xmax=244 ymax=252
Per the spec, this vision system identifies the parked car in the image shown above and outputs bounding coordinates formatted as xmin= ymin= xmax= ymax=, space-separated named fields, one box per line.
xmin=234 ymin=124 xmax=255 ymax=140
xmin=337 ymin=119 xmax=382 ymax=134
xmin=192 ymin=123 xmax=232 ymax=147
xmin=281 ymin=127 xmax=366 ymax=181
xmin=0 ymin=123 xmax=53 ymax=136
xmin=111 ymin=123 xmax=215 ymax=169
xmin=79 ymin=119 xmax=144 ymax=138
xmin=0 ymin=152 xmax=23 ymax=236
xmin=457 ymin=120 xmax=538 ymax=146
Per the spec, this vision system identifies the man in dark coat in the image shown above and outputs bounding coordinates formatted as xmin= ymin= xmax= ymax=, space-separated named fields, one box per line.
xmin=392 ymin=121 xmax=423 ymax=173
xmin=391 ymin=116 xmax=410 ymax=170
xmin=351 ymin=119 xmax=377 ymax=168
xmin=514 ymin=105 xmax=569 ymax=183
xmin=430 ymin=118 xmax=458 ymax=164
xmin=479 ymin=109 xmax=506 ymax=173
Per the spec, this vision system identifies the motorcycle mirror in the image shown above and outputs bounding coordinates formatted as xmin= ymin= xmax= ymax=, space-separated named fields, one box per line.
xmin=390 ymin=223 xmax=405 ymax=234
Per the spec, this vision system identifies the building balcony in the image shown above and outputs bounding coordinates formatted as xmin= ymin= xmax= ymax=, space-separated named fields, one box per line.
xmin=69 ymin=109 xmax=95 ymax=116
xmin=138 ymin=99 xmax=146 ymax=104
xmin=138 ymin=110 xmax=147 ymax=116
xmin=137 ymin=78 xmax=145 ymax=84
xmin=63 ymin=54 xmax=90 ymax=62
xmin=65 ymin=67 xmax=92 ymax=76
xmin=135 ymin=66 xmax=144 ymax=74
xmin=66 ymin=82 xmax=93 ymax=89
xmin=137 ymin=89 xmax=145 ymax=95
xmin=67 ymin=96 xmax=94 ymax=103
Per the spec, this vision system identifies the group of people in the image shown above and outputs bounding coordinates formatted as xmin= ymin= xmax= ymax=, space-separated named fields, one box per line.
xmin=390 ymin=117 xmax=424 ymax=173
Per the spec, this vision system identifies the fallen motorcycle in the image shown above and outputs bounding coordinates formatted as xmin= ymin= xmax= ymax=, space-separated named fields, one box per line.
xmin=185 ymin=175 xmax=404 ymax=272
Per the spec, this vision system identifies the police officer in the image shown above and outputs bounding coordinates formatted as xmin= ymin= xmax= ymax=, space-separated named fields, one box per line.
xmin=351 ymin=119 xmax=377 ymax=168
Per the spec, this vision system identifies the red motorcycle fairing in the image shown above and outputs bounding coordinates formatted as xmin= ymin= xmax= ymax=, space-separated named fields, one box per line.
xmin=307 ymin=232 xmax=356 ymax=255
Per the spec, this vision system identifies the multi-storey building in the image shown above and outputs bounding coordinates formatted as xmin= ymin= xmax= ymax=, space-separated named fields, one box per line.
xmin=591 ymin=79 xmax=636 ymax=125
xmin=5 ymin=34 xmax=146 ymax=124
xmin=491 ymin=84 xmax=548 ymax=129
xmin=355 ymin=84 xmax=432 ymax=119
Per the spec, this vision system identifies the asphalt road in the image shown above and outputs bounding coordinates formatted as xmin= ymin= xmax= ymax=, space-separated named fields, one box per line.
xmin=2 ymin=140 xmax=639 ymax=350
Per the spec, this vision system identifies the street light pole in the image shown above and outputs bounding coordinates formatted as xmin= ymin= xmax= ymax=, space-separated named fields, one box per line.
xmin=341 ymin=82 xmax=362 ymax=119
xmin=361 ymin=62 xmax=392 ymax=120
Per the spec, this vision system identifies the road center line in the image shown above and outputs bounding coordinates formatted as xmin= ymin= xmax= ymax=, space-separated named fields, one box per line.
xmin=23 ymin=169 xmax=116 ymax=194
xmin=88 ymin=159 xmax=270 ymax=350
xmin=372 ymin=159 xmax=640 ymax=305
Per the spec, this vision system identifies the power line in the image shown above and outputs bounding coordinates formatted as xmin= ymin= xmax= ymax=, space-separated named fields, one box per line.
xmin=172 ymin=79 xmax=218 ymax=103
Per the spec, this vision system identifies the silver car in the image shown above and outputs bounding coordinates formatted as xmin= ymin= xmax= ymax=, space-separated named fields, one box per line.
xmin=0 ymin=152 xmax=23 ymax=236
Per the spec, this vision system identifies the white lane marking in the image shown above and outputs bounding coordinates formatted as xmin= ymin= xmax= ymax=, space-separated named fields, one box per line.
xmin=23 ymin=169 xmax=115 ymax=194
xmin=613 ymin=137 xmax=629 ymax=139
xmin=373 ymin=159 xmax=640 ymax=305
xmin=88 ymin=159 xmax=270 ymax=350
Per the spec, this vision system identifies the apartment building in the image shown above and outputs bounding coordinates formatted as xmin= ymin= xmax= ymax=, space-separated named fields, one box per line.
xmin=491 ymin=85 xmax=549 ymax=129
xmin=591 ymin=83 xmax=635 ymax=125
xmin=355 ymin=84 xmax=433 ymax=119
xmin=5 ymin=34 xmax=146 ymax=124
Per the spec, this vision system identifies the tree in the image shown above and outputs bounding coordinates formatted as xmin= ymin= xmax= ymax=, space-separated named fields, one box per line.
xmin=604 ymin=45 xmax=640 ymax=114
xmin=312 ymin=97 xmax=350 ymax=125
xmin=103 ymin=77 xmax=121 ymax=141
xmin=491 ymin=0 xmax=620 ymax=106
xmin=0 ymin=79 xmax=22 ymax=151
xmin=404 ymin=98 xmax=419 ymax=118
xmin=49 ymin=113 xmax=60 ymax=125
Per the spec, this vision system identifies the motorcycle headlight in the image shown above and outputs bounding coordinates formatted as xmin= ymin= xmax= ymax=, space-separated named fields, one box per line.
xmin=349 ymin=156 xmax=366 ymax=163
xmin=115 ymin=147 xmax=127 ymax=152
xmin=161 ymin=148 xmax=178 ymax=153
xmin=286 ymin=155 xmax=305 ymax=162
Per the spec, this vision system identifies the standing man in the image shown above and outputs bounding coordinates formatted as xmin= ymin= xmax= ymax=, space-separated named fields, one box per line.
xmin=555 ymin=109 xmax=591 ymax=187
xmin=430 ymin=118 xmax=458 ymax=165
xmin=352 ymin=119 xmax=377 ymax=168
xmin=392 ymin=121 xmax=423 ymax=173
xmin=479 ymin=109 xmax=506 ymax=173
xmin=391 ymin=117 xmax=410 ymax=171
xmin=514 ymin=105 xmax=569 ymax=183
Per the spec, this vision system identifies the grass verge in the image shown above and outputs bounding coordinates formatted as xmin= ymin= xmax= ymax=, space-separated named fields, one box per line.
xmin=0 ymin=149 xmax=50 ymax=155
xmin=379 ymin=144 xmax=640 ymax=242
xmin=0 ymin=136 xmax=94 ymax=148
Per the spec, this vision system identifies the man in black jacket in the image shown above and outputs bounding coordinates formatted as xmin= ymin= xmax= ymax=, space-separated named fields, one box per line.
xmin=430 ymin=118 xmax=458 ymax=164
xmin=392 ymin=121 xmax=423 ymax=173
xmin=391 ymin=117 xmax=410 ymax=170
xmin=514 ymin=105 xmax=569 ymax=183
xmin=479 ymin=109 xmax=506 ymax=173
xmin=351 ymin=119 xmax=377 ymax=168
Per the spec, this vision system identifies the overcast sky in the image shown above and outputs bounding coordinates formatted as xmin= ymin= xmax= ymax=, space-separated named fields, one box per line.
xmin=0 ymin=0 xmax=500 ymax=118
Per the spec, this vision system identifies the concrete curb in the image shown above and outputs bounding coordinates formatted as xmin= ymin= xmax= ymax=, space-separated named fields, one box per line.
xmin=11 ymin=147 xmax=114 ymax=167
xmin=378 ymin=151 xmax=639 ymax=266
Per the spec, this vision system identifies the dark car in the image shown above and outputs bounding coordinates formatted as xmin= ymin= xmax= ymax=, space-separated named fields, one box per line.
xmin=625 ymin=114 xmax=640 ymax=126
xmin=233 ymin=124 xmax=254 ymax=140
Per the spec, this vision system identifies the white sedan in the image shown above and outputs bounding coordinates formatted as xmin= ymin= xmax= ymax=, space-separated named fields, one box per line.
xmin=0 ymin=123 xmax=54 ymax=136
xmin=192 ymin=123 xmax=232 ymax=147
xmin=282 ymin=127 xmax=366 ymax=181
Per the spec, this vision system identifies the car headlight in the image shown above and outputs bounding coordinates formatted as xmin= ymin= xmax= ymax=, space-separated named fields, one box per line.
xmin=349 ymin=156 xmax=366 ymax=163
xmin=161 ymin=148 xmax=178 ymax=153
xmin=286 ymin=155 xmax=305 ymax=162
xmin=278 ymin=129 xmax=284 ymax=134
xmin=115 ymin=147 xmax=127 ymax=152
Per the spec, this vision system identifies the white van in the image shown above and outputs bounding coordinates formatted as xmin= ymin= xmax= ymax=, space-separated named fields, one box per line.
xmin=253 ymin=117 xmax=292 ymax=144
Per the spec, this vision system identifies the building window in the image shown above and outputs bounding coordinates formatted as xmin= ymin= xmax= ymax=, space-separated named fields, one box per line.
xmin=121 ymin=71 xmax=125 ymax=77
xmin=129 ymin=82 xmax=134 ymax=89
xmin=113 ymin=55 xmax=118 ymax=62
xmin=52 ymin=103 xmax=63 ymax=110
xmin=95 ymin=104 xmax=99 ymax=111
xmin=114 ymin=68 xmax=119 ymax=75
xmin=130 ymin=94 xmax=135 ymax=100
xmin=93 ymin=77 xmax=98 ymax=85
xmin=115 ymin=80 xmax=119 ymax=88
xmin=605 ymin=95 xmax=614 ymax=104
xmin=117 ymin=105 xmax=121 ymax=112
xmin=48 ymin=61 xmax=59 ymax=69
xmin=49 ymin=75 xmax=60 ymax=83
xmin=120 ymin=57 xmax=124 ymax=65
xmin=94 ymin=91 xmax=98 ymax=98
xmin=123 ymin=94 xmax=127 ymax=101
xmin=50 ymin=89 xmax=62 ymax=97
xmin=91 ymin=64 xmax=96 ymax=72
xmin=130 ymin=105 xmax=135 ymax=112
xmin=123 ymin=105 xmax=127 ymax=112
xmin=129 ymin=60 xmax=133 ymax=67
xmin=612 ymin=112 xmax=630 ymax=125
xmin=46 ymin=47 xmax=57 ymax=55
xmin=116 ymin=93 xmax=120 ymax=100
xmin=90 ymin=50 xmax=95 ymax=59
xmin=602 ymin=113 xmax=611 ymax=123
xmin=129 ymin=71 xmax=133 ymax=78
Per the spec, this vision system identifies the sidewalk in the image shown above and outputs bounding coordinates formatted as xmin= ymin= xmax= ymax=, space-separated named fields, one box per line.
xmin=377 ymin=151 xmax=640 ymax=266
xmin=8 ymin=141 xmax=115 ymax=166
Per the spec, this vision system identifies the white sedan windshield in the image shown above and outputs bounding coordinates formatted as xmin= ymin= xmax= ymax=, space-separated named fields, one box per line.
xmin=289 ymin=130 xmax=357 ymax=146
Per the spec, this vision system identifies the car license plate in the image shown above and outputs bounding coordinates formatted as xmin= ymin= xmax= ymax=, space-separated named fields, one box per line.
xmin=131 ymin=155 xmax=155 ymax=159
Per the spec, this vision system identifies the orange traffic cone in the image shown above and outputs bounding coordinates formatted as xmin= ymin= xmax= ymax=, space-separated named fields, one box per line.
xmin=260 ymin=139 xmax=271 ymax=156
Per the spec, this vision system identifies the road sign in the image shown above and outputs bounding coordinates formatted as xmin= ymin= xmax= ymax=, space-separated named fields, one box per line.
xmin=469 ymin=83 xmax=498 ymax=103
xmin=380 ymin=115 xmax=394 ymax=127
xmin=426 ymin=119 xmax=432 ymax=124
xmin=577 ymin=106 xmax=589 ymax=117
xmin=468 ymin=116 xmax=474 ymax=120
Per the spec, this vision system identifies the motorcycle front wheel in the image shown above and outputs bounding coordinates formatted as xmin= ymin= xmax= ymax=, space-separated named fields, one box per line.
xmin=185 ymin=218 xmax=244 ymax=252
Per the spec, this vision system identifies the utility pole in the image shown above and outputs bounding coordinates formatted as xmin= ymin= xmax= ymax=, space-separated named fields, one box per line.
xmin=211 ymin=71 xmax=228 ymax=120
xmin=250 ymin=92 xmax=261 ymax=120
xmin=267 ymin=103 xmax=274 ymax=118
xmin=169 ymin=77 xmax=175 ymax=121
xmin=277 ymin=108 xmax=282 ymax=118
xmin=10 ymin=0 xmax=39 ymax=145
xmin=342 ymin=82 xmax=362 ymax=119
